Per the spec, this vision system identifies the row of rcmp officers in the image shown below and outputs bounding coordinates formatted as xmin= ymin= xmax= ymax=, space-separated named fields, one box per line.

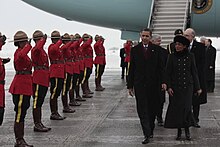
xmin=0 ymin=30 xmax=106 ymax=147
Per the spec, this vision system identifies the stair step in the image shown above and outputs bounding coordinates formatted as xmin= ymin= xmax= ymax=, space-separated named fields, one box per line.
xmin=154 ymin=15 xmax=185 ymax=19
xmin=155 ymin=11 xmax=186 ymax=15
xmin=155 ymin=8 xmax=186 ymax=12
xmin=152 ymin=19 xmax=184 ymax=23
xmin=153 ymin=23 xmax=183 ymax=28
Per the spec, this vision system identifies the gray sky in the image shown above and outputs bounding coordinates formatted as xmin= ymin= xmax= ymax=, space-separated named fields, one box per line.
xmin=0 ymin=0 xmax=124 ymax=49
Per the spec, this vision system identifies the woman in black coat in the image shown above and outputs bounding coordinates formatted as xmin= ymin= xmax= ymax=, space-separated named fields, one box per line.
xmin=164 ymin=35 xmax=202 ymax=141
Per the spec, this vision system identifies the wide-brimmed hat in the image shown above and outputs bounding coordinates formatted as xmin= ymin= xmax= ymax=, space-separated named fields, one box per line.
xmin=94 ymin=35 xmax=99 ymax=41
xmin=74 ymin=33 xmax=81 ymax=40
xmin=174 ymin=29 xmax=183 ymax=35
xmin=33 ymin=30 xmax=43 ymax=39
xmin=174 ymin=35 xmax=190 ymax=47
xmin=0 ymin=32 xmax=2 ymax=37
xmin=51 ymin=30 xmax=60 ymax=39
xmin=14 ymin=31 xmax=28 ymax=42
xmin=62 ymin=33 xmax=71 ymax=41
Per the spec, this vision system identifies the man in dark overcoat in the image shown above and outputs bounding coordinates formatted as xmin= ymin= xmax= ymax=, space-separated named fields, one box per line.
xmin=127 ymin=28 xmax=166 ymax=144
xmin=184 ymin=28 xmax=207 ymax=128
xmin=120 ymin=43 xmax=127 ymax=79
xmin=205 ymin=39 xmax=216 ymax=93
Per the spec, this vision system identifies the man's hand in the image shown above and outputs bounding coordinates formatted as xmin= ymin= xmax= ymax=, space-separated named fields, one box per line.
xmin=128 ymin=88 xmax=134 ymax=97
xmin=161 ymin=83 xmax=167 ymax=91
xmin=168 ymin=88 xmax=174 ymax=96
xmin=196 ymin=89 xmax=202 ymax=96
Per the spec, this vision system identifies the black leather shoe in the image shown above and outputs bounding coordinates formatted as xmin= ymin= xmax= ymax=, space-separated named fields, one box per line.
xmin=193 ymin=122 xmax=201 ymax=128
xmin=176 ymin=128 xmax=182 ymax=140
xmin=142 ymin=137 xmax=150 ymax=144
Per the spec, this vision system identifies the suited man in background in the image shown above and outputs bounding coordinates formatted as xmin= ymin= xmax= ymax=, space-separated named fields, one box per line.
xmin=184 ymin=28 xmax=207 ymax=128
xmin=151 ymin=34 xmax=168 ymax=127
xmin=127 ymin=28 xmax=166 ymax=144
xmin=205 ymin=39 xmax=216 ymax=93
xmin=120 ymin=43 xmax=127 ymax=79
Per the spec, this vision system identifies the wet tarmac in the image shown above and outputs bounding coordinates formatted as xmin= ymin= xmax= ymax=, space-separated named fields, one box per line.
xmin=1 ymin=69 xmax=220 ymax=147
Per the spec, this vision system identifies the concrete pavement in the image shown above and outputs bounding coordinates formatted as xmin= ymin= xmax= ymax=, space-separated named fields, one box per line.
xmin=1 ymin=70 xmax=220 ymax=147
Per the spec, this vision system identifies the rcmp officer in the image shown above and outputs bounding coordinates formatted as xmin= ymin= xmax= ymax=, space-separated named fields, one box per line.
xmin=31 ymin=30 xmax=51 ymax=132
xmin=124 ymin=39 xmax=133 ymax=82
xmin=48 ymin=30 xmax=66 ymax=120
xmin=60 ymin=33 xmax=77 ymax=112
xmin=167 ymin=29 xmax=183 ymax=54
xmin=9 ymin=31 xmax=33 ymax=147
xmin=69 ymin=34 xmax=86 ymax=105
xmin=80 ymin=33 xmax=93 ymax=98
xmin=0 ymin=32 xmax=10 ymax=126
xmin=93 ymin=35 xmax=106 ymax=91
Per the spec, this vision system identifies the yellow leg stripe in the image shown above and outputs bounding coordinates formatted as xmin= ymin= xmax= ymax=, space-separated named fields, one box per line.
xmin=16 ymin=95 xmax=23 ymax=123
xmin=62 ymin=73 xmax=68 ymax=96
xmin=76 ymin=78 xmax=79 ymax=86
xmin=96 ymin=64 xmax=100 ymax=79
xmin=126 ymin=62 xmax=130 ymax=76
xmin=51 ymin=78 xmax=58 ymax=99
xmin=33 ymin=84 xmax=39 ymax=109
xmin=69 ymin=75 xmax=73 ymax=90
xmin=81 ymin=68 xmax=87 ymax=84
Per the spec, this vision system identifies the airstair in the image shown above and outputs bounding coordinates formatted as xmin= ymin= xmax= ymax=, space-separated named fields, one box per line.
xmin=151 ymin=0 xmax=190 ymax=47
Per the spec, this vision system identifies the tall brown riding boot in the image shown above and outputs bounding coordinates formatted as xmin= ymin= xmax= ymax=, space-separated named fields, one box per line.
xmin=69 ymin=89 xmax=81 ymax=106
xmin=75 ymin=85 xmax=86 ymax=101
xmin=33 ymin=108 xmax=49 ymax=132
xmin=38 ymin=107 xmax=51 ymax=131
xmin=62 ymin=95 xmax=75 ymax=113
xmin=82 ymin=82 xmax=92 ymax=98
xmin=14 ymin=122 xmax=33 ymax=147
xmin=86 ymin=80 xmax=94 ymax=94
xmin=99 ymin=77 xmax=105 ymax=90
xmin=95 ymin=77 xmax=104 ymax=91
xmin=50 ymin=97 xmax=66 ymax=120
xmin=0 ymin=107 xmax=4 ymax=125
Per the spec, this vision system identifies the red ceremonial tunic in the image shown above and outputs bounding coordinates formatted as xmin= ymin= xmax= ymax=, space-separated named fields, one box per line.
xmin=70 ymin=39 xmax=82 ymax=74
xmin=61 ymin=41 xmax=73 ymax=74
xmin=9 ymin=44 xmax=33 ymax=96
xmin=81 ymin=38 xmax=93 ymax=68
xmin=94 ymin=40 xmax=106 ymax=65
xmin=124 ymin=42 xmax=132 ymax=62
xmin=0 ymin=58 xmax=5 ymax=107
xmin=31 ymin=38 xmax=50 ymax=87
xmin=48 ymin=40 xmax=65 ymax=79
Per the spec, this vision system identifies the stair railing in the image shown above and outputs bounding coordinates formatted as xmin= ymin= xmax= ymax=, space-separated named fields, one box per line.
xmin=147 ymin=0 xmax=156 ymax=29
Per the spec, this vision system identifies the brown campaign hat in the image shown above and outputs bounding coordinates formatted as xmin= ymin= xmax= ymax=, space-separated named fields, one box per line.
xmin=33 ymin=30 xmax=43 ymax=39
xmin=82 ymin=33 xmax=89 ymax=38
xmin=74 ymin=33 xmax=81 ymax=40
xmin=14 ymin=31 xmax=28 ymax=42
xmin=94 ymin=35 xmax=100 ymax=41
xmin=174 ymin=29 xmax=183 ymax=35
xmin=0 ymin=32 xmax=2 ymax=37
xmin=62 ymin=33 xmax=71 ymax=41
xmin=51 ymin=30 xmax=60 ymax=39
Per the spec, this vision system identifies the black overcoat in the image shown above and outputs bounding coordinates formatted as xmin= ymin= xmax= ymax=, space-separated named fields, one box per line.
xmin=205 ymin=45 xmax=216 ymax=81
xmin=120 ymin=48 xmax=126 ymax=67
xmin=164 ymin=50 xmax=200 ymax=128
xmin=190 ymin=40 xmax=207 ymax=105
xmin=127 ymin=42 xmax=165 ymax=115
